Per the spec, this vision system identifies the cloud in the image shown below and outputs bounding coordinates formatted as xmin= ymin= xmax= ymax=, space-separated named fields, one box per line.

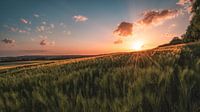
xmin=19 ymin=29 xmax=29 ymax=34
xmin=67 ymin=31 xmax=71 ymax=35
xmin=50 ymin=41 xmax=55 ymax=46
xmin=20 ymin=18 xmax=28 ymax=24
xmin=36 ymin=23 xmax=55 ymax=34
xmin=20 ymin=18 xmax=31 ymax=24
xmin=177 ymin=0 xmax=195 ymax=13
xmin=34 ymin=14 xmax=40 ymax=18
xmin=176 ymin=0 xmax=191 ymax=6
xmin=10 ymin=27 xmax=18 ymax=32
xmin=4 ymin=25 xmax=30 ymax=34
xmin=73 ymin=15 xmax=88 ymax=22
xmin=40 ymin=40 xmax=47 ymax=46
xmin=42 ymin=21 xmax=47 ymax=25
xmin=170 ymin=24 xmax=176 ymax=27
xmin=39 ymin=35 xmax=48 ymax=39
xmin=3 ymin=25 xmax=18 ymax=32
xmin=31 ymin=38 xmax=35 ymax=41
xmin=138 ymin=9 xmax=180 ymax=26
xmin=1 ymin=38 xmax=15 ymax=44
xmin=47 ymin=31 xmax=53 ymax=34
xmin=114 ymin=9 xmax=180 ymax=38
xmin=3 ymin=24 xmax=9 ymax=28
xmin=40 ymin=39 xmax=55 ymax=46
xmin=60 ymin=22 xmax=64 ymax=26
xmin=186 ymin=5 xmax=193 ymax=13
xmin=113 ymin=22 xmax=133 ymax=37
xmin=50 ymin=24 xmax=54 ymax=28
xmin=114 ymin=39 xmax=123 ymax=44
xmin=37 ymin=26 xmax=45 ymax=32
xmin=168 ymin=24 xmax=177 ymax=30
xmin=63 ymin=30 xmax=71 ymax=35
xmin=113 ymin=1 xmax=194 ymax=43
xmin=25 ymin=27 xmax=32 ymax=31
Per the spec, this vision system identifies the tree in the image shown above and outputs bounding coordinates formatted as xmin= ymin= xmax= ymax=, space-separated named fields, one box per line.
xmin=170 ymin=37 xmax=183 ymax=45
xmin=184 ymin=0 xmax=200 ymax=42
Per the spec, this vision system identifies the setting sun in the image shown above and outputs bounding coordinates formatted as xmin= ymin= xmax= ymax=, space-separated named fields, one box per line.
xmin=132 ymin=41 xmax=144 ymax=51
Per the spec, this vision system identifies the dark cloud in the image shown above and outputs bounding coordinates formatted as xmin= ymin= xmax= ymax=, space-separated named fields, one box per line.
xmin=114 ymin=39 xmax=123 ymax=44
xmin=113 ymin=22 xmax=133 ymax=37
xmin=40 ymin=39 xmax=55 ymax=46
xmin=1 ymin=38 xmax=15 ymax=44
xmin=113 ymin=9 xmax=181 ymax=45
xmin=113 ymin=9 xmax=179 ymax=38
xmin=138 ymin=9 xmax=179 ymax=26
xmin=40 ymin=40 xmax=47 ymax=46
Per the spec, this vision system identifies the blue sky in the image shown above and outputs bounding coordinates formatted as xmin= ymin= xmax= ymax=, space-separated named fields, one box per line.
xmin=0 ymin=0 xmax=191 ymax=56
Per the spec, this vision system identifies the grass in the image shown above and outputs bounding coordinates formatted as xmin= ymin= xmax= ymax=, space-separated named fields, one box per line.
xmin=0 ymin=43 xmax=200 ymax=112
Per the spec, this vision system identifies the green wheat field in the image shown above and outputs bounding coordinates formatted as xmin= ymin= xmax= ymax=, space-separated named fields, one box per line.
xmin=0 ymin=42 xmax=200 ymax=112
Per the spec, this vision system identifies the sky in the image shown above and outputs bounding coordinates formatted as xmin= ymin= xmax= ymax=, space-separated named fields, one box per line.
xmin=0 ymin=0 xmax=192 ymax=57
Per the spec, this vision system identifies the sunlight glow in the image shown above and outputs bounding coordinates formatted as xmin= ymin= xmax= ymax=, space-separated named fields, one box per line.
xmin=132 ymin=41 xmax=144 ymax=51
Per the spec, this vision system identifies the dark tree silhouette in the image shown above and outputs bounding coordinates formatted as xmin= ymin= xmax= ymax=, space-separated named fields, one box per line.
xmin=170 ymin=37 xmax=183 ymax=45
xmin=183 ymin=0 xmax=200 ymax=42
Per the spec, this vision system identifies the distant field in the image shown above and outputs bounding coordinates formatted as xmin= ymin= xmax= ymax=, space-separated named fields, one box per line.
xmin=0 ymin=61 xmax=37 ymax=66
xmin=0 ymin=43 xmax=200 ymax=112
xmin=0 ymin=60 xmax=54 ymax=72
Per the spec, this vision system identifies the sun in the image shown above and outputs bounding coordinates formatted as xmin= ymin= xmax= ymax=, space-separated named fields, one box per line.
xmin=131 ymin=41 xmax=144 ymax=51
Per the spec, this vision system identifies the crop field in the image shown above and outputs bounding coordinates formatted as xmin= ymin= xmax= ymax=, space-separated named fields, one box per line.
xmin=0 ymin=43 xmax=200 ymax=112
xmin=0 ymin=61 xmax=53 ymax=71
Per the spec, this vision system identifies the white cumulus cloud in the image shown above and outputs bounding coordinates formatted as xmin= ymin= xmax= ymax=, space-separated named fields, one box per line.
xmin=73 ymin=15 xmax=88 ymax=22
